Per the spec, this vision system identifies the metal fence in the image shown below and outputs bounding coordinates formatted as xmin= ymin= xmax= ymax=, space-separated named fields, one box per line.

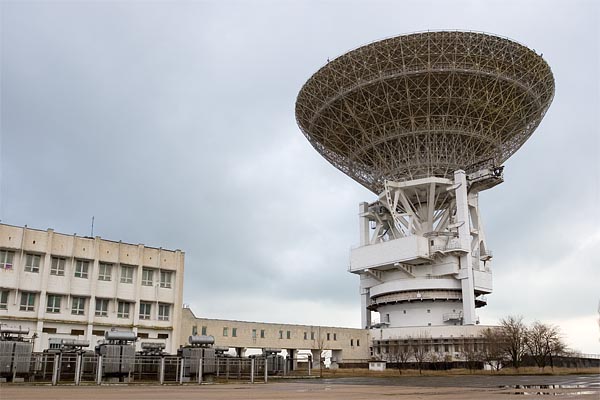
xmin=0 ymin=353 xmax=311 ymax=385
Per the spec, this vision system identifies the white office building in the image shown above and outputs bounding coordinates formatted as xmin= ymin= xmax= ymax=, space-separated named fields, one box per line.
xmin=0 ymin=223 xmax=184 ymax=353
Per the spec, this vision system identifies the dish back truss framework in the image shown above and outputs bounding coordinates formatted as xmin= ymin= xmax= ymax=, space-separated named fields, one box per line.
xmin=296 ymin=31 xmax=554 ymax=331
xmin=296 ymin=31 xmax=554 ymax=194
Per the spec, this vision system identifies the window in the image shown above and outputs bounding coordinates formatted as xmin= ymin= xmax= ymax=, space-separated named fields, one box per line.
xmin=350 ymin=339 xmax=354 ymax=346
xmin=192 ymin=325 xmax=198 ymax=335
xmin=260 ymin=329 xmax=265 ymax=338
xmin=333 ymin=333 xmax=337 ymax=341
xmin=357 ymin=339 xmax=360 ymax=346
xmin=46 ymin=294 xmax=62 ymax=313
xmin=71 ymin=297 xmax=86 ymax=315
xmin=159 ymin=270 xmax=172 ymax=288
xmin=311 ymin=332 xmax=315 ymax=340
xmin=50 ymin=257 xmax=66 ymax=276
xmin=158 ymin=303 xmax=170 ymax=321
xmin=74 ymin=260 xmax=89 ymax=278
xmin=95 ymin=298 xmax=109 ymax=317
xmin=327 ymin=333 xmax=330 ymax=341
xmin=279 ymin=330 xmax=283 ymax=339
xmin=303 ymin=332 xmax=307 ymax=340
xmin=252 ymin=329 xmax=257 ymax=339
xmin=42 ymin=327 xmax=57 ymax=334
xmin=98 ymin=263 xmax=112 ymax=281
xmin=158 ymin=333 xmax=169 ymax=339
xmin=117 ymin=301 xmax=130 ymax=318
xmin=20 ymin=292 xmax=35 ymax=311
xmin=120 ymin=265 xmax=134 ymax=283
xmin=232 ymin=327 xmax=237 ymax=337
xmin=24 ymin=254 xmax=41 ymax=273
xmin=139 ymin=302 xmax=152 ymax=320
xmin=0 ymin=290 xmax=9 ymax=309
xmin=71 ymin=329 xmax=84 ymax=336
xmin=201 ymin=326 xmax=207 ymax=335
xmin=92 ymin=329 xmax=105 ymax=336
xmin=137 ymin=332 xmax=149 ymax=339
xmin=142 ymin=268 xmax=153 ymax=286
xmin=223 ymin=327 xmax=228 ymax=336
xmin=0 ymin=250 xmax=14 ymax=269
xmin=286 ymin=331 xmax=291 ymax=339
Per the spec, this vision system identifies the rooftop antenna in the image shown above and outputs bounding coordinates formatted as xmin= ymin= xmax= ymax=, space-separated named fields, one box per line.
xmin=91 ymin=216 xmax=95 ymax=237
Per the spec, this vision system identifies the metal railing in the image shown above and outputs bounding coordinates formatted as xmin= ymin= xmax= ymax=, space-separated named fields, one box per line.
xmin=0 ymin=353 xmax=313 ymax=385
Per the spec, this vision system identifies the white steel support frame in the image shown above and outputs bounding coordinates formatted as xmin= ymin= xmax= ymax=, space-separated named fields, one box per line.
xmin=454 ymin=170 xmax=476 ymax=325
xmin=355 ymin=168 xmax=499 ymax=330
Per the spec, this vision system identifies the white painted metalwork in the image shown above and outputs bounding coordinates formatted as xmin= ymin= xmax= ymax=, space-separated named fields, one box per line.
xmin=296 ymin=31 xmax=553 ymax=331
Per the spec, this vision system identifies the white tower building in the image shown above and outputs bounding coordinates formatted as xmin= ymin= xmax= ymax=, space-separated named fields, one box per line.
xmin=351 ymin=169 xmax=500 ymax=329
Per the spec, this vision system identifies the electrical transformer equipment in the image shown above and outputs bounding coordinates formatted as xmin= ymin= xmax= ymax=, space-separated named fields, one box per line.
xmin=0 ymin=325 xmax=33 ymax=380
xmin=178 ymin=335 xmax=217 ymax=378
xmin=96 ymin=330 xmax=136 ymax=377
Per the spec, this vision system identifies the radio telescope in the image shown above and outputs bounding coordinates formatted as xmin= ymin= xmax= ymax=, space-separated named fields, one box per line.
xmin=296 ymin=31 xmax=554 ymax=334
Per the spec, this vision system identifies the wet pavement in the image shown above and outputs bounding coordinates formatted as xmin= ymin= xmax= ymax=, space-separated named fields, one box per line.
xmin=290 ymin=374 xmax=600 ymax=388
xmin=1 ymin=374 xmax=598 ymax=399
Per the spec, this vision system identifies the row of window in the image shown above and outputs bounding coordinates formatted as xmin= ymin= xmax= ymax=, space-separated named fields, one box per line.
xmin=0 ymin=290 xmax=170 ymax=321
xmin=378 ymin=343 xmax=480 ymax=353
xmin=42 ymin=327 xmax=169 ymax=340
xmin=192 ymin=325 xmax=359 ymax=346
xmin=0 ymin=250 xmax=173 ymax=288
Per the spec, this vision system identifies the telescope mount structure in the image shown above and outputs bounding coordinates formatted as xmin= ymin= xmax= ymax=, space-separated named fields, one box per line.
xmin=296 ymin=31 xmax=554 ymax=342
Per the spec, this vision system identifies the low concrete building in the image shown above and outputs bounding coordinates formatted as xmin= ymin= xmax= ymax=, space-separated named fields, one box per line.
xmin=370 ymin=325 xmax=494 ymax=361
xmin=180 ymin=307 xmax=370 ymax=364
xmin=0 ymin=223 xmax=184 ymax=353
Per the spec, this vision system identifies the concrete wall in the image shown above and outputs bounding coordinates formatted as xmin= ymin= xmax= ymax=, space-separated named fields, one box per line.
xmin=180 ymin=308 xmax=370 ymax=361
xmin=0 ymin=223 xmax=184 ymax=353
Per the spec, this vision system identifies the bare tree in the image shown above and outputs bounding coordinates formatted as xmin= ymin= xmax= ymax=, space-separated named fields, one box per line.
xmin=481 ymin=327 xmax=506 ymax=372
xmin=499 ymin=315 xmax=528 ymax=370
xmin=525 ymin=321 xmax=566 ymax=371
xmin=460 ymin=339 xmax=482 ymax=372
xmin=412 ymin=333 xmax=430 ymax=375
xmin=311 ymin=326 xmax=326 ymax=378
xmin=427 ymin=351 xmax=445 ymax=370
xmin=389 ymin=343 xmax=412 ymax=374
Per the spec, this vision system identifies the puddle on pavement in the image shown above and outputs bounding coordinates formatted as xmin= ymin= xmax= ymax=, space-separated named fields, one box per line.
xmin=499 ymin=384 xmax=598 ymax=396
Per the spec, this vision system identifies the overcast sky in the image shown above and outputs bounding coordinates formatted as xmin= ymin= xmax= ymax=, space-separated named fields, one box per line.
xmin=1 ymin=0 xmax=598 ymax=353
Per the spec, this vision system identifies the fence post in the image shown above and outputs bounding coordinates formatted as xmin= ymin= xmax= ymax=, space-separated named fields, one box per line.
xmin=216 ymin=357 xmax=219 ymax=377
xmin=197 ymin=356 xmax=203 ymax=384
xmin=11 ymin=351 xmax=16 ymax=383
xmin=250 ymin=358 xmax=255 ymax=384
xmin=51 ymin=354 xmax=59 ymax=386
xmin=264 ymin=356 xmax=268 ymax=383
xmin=225 ymin=358 xmax=229 ymax=381
xmin=96 ymin=355 xmax=103 ymax=385
xmin=75 ymin=353 xmax=82 ymax=385
xmin=159 ymin=356 xmax=165 ymax=385
xmin=179 ymin=357 xmax=185 ymax=385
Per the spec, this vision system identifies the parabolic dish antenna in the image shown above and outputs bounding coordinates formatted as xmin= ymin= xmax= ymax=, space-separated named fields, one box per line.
xmin=296 ymin=31 xmax=554 ymax=193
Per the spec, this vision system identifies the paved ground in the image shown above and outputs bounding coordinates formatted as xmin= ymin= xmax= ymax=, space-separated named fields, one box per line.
xmin=293 ymin=374 xmax=600 ymax=388
xmin=1 ymin=375 xmax=598 ymax=400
